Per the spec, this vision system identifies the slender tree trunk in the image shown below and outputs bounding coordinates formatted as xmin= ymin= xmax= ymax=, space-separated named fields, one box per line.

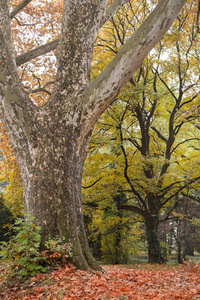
xmin=177 ymin=241 xmax=183 ymax=264
xmin=114 ymin=227 xmax=121 ymax=264
xmin=144 ymin=214 xmax=163 ymax=263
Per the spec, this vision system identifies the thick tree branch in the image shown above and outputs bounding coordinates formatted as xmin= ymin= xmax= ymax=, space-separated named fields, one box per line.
xmin=119 ymin=204 xmax=146 ymax=217
xmin=83 ymin=0 xmax=187 ymax=127
xmin=10 ymin=0 xmax=33 ymax=19
xmin=197 ymin=0 xmax=200 ymax=33
xmin=0 ymin=1 xmax=34 ymax=109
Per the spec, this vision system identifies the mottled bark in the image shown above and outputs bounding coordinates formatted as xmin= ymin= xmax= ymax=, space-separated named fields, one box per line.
xmin=20 ymin=113 xmax=99 ymax=269
xmin=0 ymin=0 xmax=187 ymax=270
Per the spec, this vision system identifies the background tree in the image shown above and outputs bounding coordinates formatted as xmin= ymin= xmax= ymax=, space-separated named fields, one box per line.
xmin=83 ymin=0 xmax=200 ymax=263
xmin=0 ymin=0 xmax=188 ymax=269
xmin=171 ymin=196 xmax=200 ymax=263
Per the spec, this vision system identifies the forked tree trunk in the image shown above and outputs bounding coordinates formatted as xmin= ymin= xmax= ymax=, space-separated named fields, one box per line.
xmin=0 ymin=0 xmax=187 ymax=271
xmin=144 ymin=214 xmax=163 ymax=263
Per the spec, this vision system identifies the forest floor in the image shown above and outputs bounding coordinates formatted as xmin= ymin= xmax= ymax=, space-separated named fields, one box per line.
xmin=0 ymin=263 xmax=200 ymax=300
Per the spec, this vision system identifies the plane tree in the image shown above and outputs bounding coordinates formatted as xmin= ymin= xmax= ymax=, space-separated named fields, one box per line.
xmin=0 ymin=0 xmax=187 ymax=269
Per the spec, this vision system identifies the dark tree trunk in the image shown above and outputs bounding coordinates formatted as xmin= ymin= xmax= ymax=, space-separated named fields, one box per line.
xmin=145 ymin=214 xmax=163 ymax=263
xmin=177 ymin=241 xmax=183 ymax=264
xmin=114 ymin=227 xmax=121 ymax=264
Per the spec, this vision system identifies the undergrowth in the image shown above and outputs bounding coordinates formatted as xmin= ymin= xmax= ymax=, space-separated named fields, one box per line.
xmin=0 ymin=216 xmax=73 ymax=284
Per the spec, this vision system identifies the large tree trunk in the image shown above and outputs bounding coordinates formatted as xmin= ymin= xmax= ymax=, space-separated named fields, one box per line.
xmin=144 ymin=214 xmax=163 ymax=263
xmin=13 ymin=106 xmax=100 ymax=270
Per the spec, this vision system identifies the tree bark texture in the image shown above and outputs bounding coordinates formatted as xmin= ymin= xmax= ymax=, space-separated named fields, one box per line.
xmin=0 ymin=0 xmax=187 ymax=270
xmin=144 ymin=214 xmax=163 ymax=264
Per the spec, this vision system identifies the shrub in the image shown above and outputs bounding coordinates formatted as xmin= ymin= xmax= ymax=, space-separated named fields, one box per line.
xmin=44 ymin=236 xmax=73 ymax=266
xmin=0 ymin=216 xmax=73 ymax=284
xmin=0 ymin=216 xmax=46 ymax=283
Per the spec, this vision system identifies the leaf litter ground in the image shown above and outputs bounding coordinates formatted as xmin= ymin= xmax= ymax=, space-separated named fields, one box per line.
xmin=1 ymin=263 xmax=200 ymax=299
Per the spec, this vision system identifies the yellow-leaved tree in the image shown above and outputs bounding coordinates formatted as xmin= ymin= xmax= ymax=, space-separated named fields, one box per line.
xmin=83 ymin=0 xmax=200 ymax=263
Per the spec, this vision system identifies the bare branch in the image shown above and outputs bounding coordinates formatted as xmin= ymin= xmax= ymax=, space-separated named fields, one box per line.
xmin=182 ymin=193 xmax=200 ymax=203
xmin=10 ymin=0 xmax=33 ymax=19
xmin=153 ymin=68 xmax=178 ymax=101
xmin=15 ymin=0 xmax=129 ymax=66
xmin=16 ymin=39 xmax=59 ymax=66
xmin=24 ymin=81 xmax=55 ymax=95
xmin=81 ymin=177 xmax=103 ymax=189
xmin=151 ymin=126 xmax=167 ymax=142
xmin=171 ymin=138 xmax=200 ymax=154
xmin=161 ymin=177 xmax=200 ymax=207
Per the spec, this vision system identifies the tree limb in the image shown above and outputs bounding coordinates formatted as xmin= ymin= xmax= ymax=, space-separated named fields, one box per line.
xmin=161 ymin=177 xmax=200 ymax=207
xmin=15 ymin=0 xmax=129 ymax=66
xmin=83 ymin=0 xmax=187 ymax=127
xmin=16 ymin=39 xmax=59 ymax=66
xmin=10 ymin=0 xmax=33 ymax=19
xmin=103 ymin=0 xmax=130 ymax=26
xmin=171 ymin=138 xmax=200 ymax=154
xmin=182 ymin=193 xmax=200 ymax=203
xmin=81 ymin=177 xmax=103 ymax=189
xmin=118 ymin=204 xmax=146 ymax=217
xmin=160 ymin=197 xmax=183 ymax=222
xmin=119 ymin=124 xmax=148 ymax=210
xmin=195 ymin=124 xmax=200 ymax=130
xmin=151 ymin=126 xmax=167 ymax=142
xmin=24 ymin=80 xmax=55 ymax=95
